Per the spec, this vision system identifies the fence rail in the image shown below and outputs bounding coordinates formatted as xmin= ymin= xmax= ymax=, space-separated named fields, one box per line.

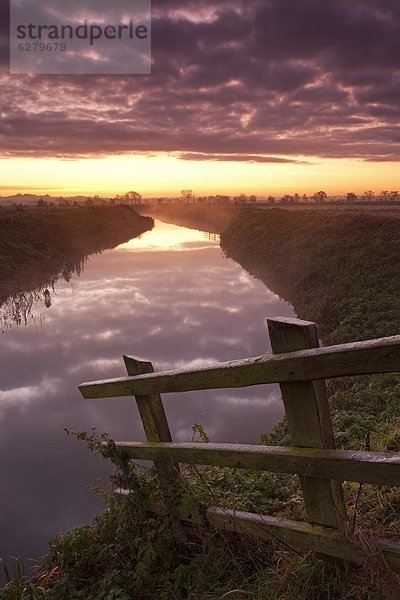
xmin=80 ymin=334 xmax=400 ymax=399
xmin=79 ymin=317 xmax=400 ymax=573
xmin=114 ymin=442 xmax=400 ymax=487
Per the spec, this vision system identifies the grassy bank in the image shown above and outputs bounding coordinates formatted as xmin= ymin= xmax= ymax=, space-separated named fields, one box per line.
xmin=2 ymin=208 xmax=400 ymax=599
xmin=0 ymin=205 xmax=153 ymax=302
xmin=220 ymin=208 xmax=400 ymax=536
xmin=221 ymin=209 xmax=400 ymax=344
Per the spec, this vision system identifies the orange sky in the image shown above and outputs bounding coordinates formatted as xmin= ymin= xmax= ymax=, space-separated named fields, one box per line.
xmin=2 ymin=1 xmax=400 ymax=198
xmin=0 ymin=154 xmax=399 ymax=197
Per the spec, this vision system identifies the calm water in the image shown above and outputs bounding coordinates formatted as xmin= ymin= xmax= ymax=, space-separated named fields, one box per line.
xmin=0 ymin=220 xmax=294 ymax=571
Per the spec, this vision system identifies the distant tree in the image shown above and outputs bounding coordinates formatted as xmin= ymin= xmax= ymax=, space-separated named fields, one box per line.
xmin=302 ymin=194 xmax=308 ymax=202
xmin=85 ymin=197 xmax=94 ymax=207
xmin=379 ymin=190 xmax=399 ymax=202
xmin=181 ymin=190 xmax=194 ymax=203
xmin=267 ymin=196 xmax=276 ymax=204
xmin=380 ymin=191 xmax=391 ymax=202
xmin=232 ymin=193 xmax=247 ymax=204
xmin=280 ymin=194 xmax=294 ymax=205
xmin=37 ymin=198 xmax=47 ymax=208
xmin=293 ymin=193 xmax=301 ymax=203
xmin=125 ymin=191 xmax=142 ymax=203
xmin=363 ymin=191 xmax=375 ymax=201
xmin=313 ymin=191 xmax=328 ymax=204
xmin=249 ymin=195 xmax=257 ymax=203
xmin=346 ymin=192 xmax=358 ymax=202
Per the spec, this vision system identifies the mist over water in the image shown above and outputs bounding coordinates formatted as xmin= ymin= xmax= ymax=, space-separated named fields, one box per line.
xmin=0 ymin=219 xmax=294 ymax=571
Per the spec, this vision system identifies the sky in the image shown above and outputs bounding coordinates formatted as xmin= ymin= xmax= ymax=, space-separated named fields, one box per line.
xmin=0 ymin=0 xmax=400 ymax=197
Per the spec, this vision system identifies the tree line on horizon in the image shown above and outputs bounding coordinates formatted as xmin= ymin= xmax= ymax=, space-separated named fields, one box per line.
xmin=178 ymin=189 xmax=400 ymax=205
xmin=2 ymin=188 xmax=400 ymax=210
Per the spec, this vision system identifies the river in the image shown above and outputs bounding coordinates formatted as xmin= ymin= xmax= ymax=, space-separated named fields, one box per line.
xmin=0 ymin=219 xmax=294 ymax=573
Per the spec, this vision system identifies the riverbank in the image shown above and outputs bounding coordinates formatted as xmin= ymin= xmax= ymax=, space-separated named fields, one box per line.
xmin=221 ymin=208 xmax=400 ymax=344
xmin=2 ymin=207 xmax=400 ymax=599
xmin=221 ymin=208 xmax=400 ymax=454
xmin=0 ymin=206 xmax=153 ymax=303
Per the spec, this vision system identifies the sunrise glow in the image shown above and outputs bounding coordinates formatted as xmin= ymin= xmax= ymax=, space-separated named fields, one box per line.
xmin=1 ymin=154 xmax=399 ymax=198
xmin=1 ymin=0 xmax=400 ymax=199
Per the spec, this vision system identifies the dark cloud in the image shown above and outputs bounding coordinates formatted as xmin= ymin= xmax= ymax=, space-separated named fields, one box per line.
xmin=0 ymin=0 xmax=399 ymax=160
xmin=177 ymin=153 xmax=310 ymax=164
xmin=0 ymin=0 xmax=9 ymax=65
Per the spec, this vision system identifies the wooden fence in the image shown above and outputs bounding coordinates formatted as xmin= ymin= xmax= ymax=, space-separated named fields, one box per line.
xmin=79 ymin=317 xmax=400 ymax=573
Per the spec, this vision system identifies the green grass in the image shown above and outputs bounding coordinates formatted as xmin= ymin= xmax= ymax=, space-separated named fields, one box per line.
xmin=221 ymin=209 xmax=400 ymax=439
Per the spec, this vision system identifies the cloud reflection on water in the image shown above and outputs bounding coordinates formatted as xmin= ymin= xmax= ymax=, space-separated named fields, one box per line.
xmin=0 ymin=220 xmax=294 ymax=570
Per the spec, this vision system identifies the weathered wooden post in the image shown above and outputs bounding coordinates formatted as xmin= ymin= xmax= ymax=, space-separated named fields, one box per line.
xmin=78 ymin=328 xmax=400 ymax=570
xmin=267 ymin=317 xmax=347 ymax=532
xmin=123 ymin=355 xmax=185 ymax=540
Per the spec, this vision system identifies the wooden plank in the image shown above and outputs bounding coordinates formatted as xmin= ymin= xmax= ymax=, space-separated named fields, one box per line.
xmin=123 ymin=356 xmax=173 ymax=443
xmin=207 ymin=507 xmax=361 ymax=563
xmin=380 ymin=540 xmax=400 ymax=574
xmin=115 ymin=495 xmax=400 ymax=574
xmin=267 ymin=318 xmax=346 ymax=531
xmin=123 ymin=356 xmax=181 ymax=497
xmin=206 ymin=508 xmax=400 ymax=572
xmin=79 ymin=335 xmax=400 ymax=399
xmin=114 ymin=441 xmax=400 ymax=486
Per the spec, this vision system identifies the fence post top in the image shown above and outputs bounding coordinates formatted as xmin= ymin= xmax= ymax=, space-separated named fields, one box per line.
xmin=265 ymin=316 xmax=317 ymax=328
xmin=123 ymin=355 xmax=154 ymax=376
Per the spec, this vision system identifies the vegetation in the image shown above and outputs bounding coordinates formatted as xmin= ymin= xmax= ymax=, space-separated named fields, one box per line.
xmin=221 ymin=209 xmax=400 ymax=344
xmin=0 ymin=205 xmax=153 ymax=306
xmin=221 ymin=208 xmax=400 ymax=527
xmin=3 ymin=207 xmax=400 ymax=598
xmin=2 ymin=430 xmax=399 ymax=600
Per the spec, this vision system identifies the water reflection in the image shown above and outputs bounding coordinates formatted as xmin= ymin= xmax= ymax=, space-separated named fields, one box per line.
xmin=0 ymin=283 xmax=81 ymax=333
xmin=118 ymin=220 xmax=217 ymax=251
xmin=0 ymin=259 xmax=85 ymax=333
xmin=1 ymin=289 xmax=45 ymax=331
xmin=0 ymin=220 xmax=294 ymax=572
